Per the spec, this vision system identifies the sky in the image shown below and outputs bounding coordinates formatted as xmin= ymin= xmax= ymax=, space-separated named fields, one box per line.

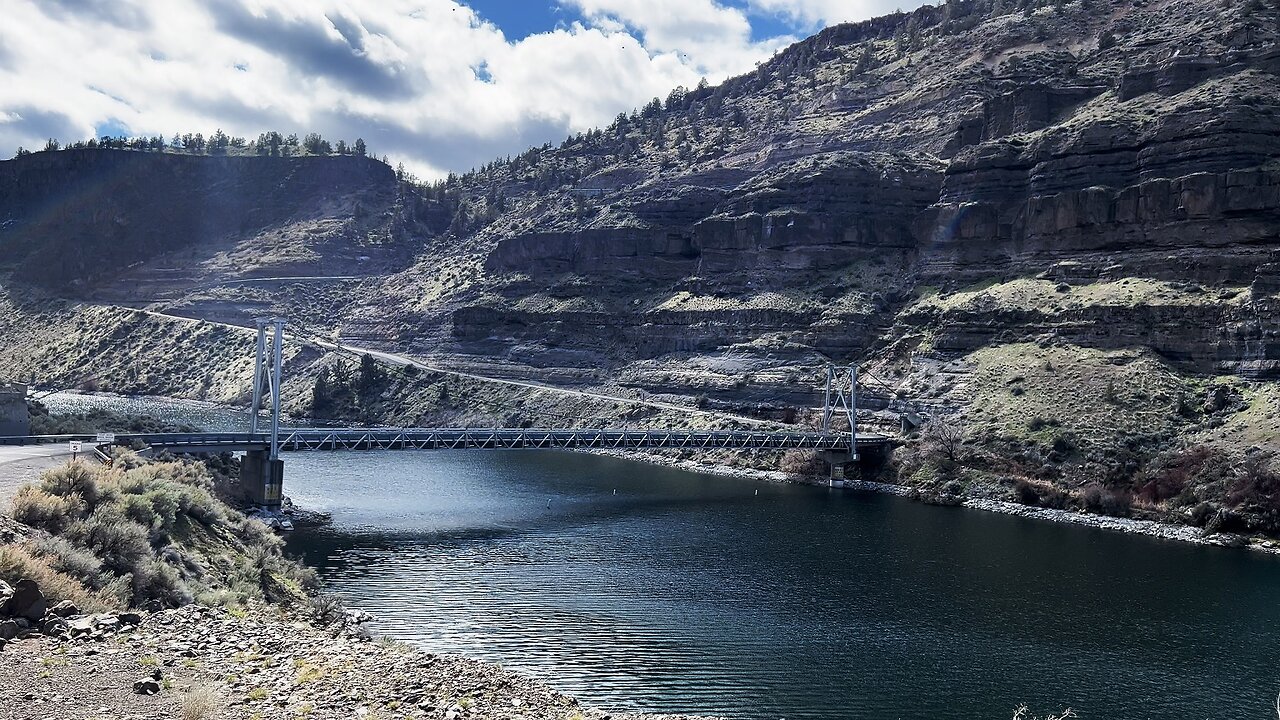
xmin=0 ymin=0 xmax=925 ymax=179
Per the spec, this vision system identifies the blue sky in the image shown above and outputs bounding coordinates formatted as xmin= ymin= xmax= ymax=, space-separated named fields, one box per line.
xmin=1 ymin=0 xmax=923 ymax=178
xmin=467 ymin=1 xmax=801 ymax=43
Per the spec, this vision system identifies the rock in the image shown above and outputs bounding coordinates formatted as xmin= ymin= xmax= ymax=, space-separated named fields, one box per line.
xmin=95 ymin=614 xmax=120 ymax=630
xmin=119 ymin=611 xmax=143 ymax=626
xmin=48 ymin=600 xmax=80 ymax=618
xmin=132 ymin=678 xmax=161 ymax=695
xmin=66 ymin=616 xmax=96 ymax=636
xmin=344 ymin=609 xmax=373 ymax=625
xmin=40 ymin=617 xmax=69 ymax=637
xmin=0 ymin=580 xmax=12 ymax=607
xmin=0 ymin=620 xmax=18 ymax=641
xmin=0 ymin=579 xmax=47 ymax=621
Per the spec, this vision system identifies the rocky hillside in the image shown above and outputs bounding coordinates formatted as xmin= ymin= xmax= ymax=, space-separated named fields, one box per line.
xmin=1 ymin=0 xmax=1279 ymax=534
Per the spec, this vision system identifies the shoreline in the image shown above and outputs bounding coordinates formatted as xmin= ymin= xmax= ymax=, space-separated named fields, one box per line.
xmin=588 ymin=449 xmax=1280 ymax=556
xmin=0 ymin=602 xmax=714 ymax=720
xmin=17 ymin=390 xmax=1280 ymax=555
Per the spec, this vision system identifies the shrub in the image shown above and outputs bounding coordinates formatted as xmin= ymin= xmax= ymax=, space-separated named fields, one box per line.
xmin=71 ymin=510 xmax=152 ymax=576
xmin=778 ymin=450 xmax=826 ymax=477
xmin=1227 ymin=454 xmax=1280 ymax=509
xmin=9 ymin=452 xmax=317 ymax=610
xmin=234 ymin=516 xmax=281 ymax=549
xmin=40 ymin=461 xmax=108 ymax=507
xmin=1134 ymin=445 xmax=1233 ymax=506
xmin=181 ymin=684 xmax=222 ymax=720
xmin=0 ymin=543 xmax=118 ymax=612
xmin=119 ymin=493 xmax=161 ymax=530
xmin=31 ymin=535 xmax=104 ymax=586
xmin=1015 ymin=478 xmax=1040 ymax=505
xmin=131 ymin=558 xmax=193 ymax=608
xmin=1081 ymin=483 xmax=1132 ymax=517
xmin=11 ymin=486 xmax=85 ymax=534
xmin=308 ymin=593 xmax=345 ymax=625
xmin=1013 ymin=478 xmax=1070 ymax=509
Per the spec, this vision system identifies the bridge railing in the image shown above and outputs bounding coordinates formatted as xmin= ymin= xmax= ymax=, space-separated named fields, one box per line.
xmin=2 ymin=427 xmax=888 ymax=453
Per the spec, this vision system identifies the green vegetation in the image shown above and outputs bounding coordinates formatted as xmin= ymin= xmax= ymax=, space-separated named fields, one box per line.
xmin=15 ymin=130 xmax=373 ymax=161
xmin=889 ymin=342 xmax=1280 ymax=536
xmin=3 ymin=454 xmax=316 ymax=610
xmin=310 ymin=353 xmax=388 ymax=421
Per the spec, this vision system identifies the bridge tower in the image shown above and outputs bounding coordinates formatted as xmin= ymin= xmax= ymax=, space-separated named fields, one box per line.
xmin=241 ymin=319 xmax=286 ymax=508
xmin=820 ymin=364 xmax=858 ymax=487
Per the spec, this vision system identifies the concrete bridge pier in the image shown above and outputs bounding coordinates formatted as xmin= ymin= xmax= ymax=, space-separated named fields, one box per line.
xmin=240 ymin=449 xmax=284 ymax=509
xmin=820 ymin=450 xmax=856 ymax=488
xmin=820 ymin=444 xmax=888 ymax=488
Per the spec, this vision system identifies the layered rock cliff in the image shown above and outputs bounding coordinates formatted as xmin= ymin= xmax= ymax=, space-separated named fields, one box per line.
xmin=1 ymin=0 xmax=1278 ymax=532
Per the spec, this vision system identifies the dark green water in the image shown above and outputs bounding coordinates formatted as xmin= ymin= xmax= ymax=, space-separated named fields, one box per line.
xmin=280 ymin=450 xmax=1280 ymax=720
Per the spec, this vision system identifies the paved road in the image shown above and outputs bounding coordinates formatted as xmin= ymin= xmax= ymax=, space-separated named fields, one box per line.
xmin=0 ymin=444 xmax=69 ymax=509
xmin=139 ymin=309 xmax=780 ymax=428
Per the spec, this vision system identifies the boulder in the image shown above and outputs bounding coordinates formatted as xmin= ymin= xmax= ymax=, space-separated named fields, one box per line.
xmin=94 ymin=615 xmax=120 ymax=631
xmin=66 ymin=616 xmax=96 ymax=636
xmin=48 ymin=600 xmax=80 ymax=618
xmin=119 ymin=612 xmax=142 ymax=626
xmin=132 ymin=678 xmax=161 ymax=695
xmin=0 ymin=620 xmax=18 ymax=641
xmin=40 ymin=617 xmax=69 ymax=637
xmin=0 ymin=579 xmax=47 ymax=621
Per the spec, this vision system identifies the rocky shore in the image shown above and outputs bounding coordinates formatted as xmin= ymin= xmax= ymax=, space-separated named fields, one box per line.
xmin=0 ymin=578 xmax=711 ymax=720
xmin=590 ymin=449 xmax=1280 ymax=556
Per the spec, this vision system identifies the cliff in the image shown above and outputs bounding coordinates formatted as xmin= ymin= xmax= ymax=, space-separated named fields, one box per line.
xmin=0 ymin=0 xmax=1278 ymax=534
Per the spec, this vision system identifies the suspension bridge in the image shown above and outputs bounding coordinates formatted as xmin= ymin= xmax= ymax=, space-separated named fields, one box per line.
xmin=8 ymin=319 xmax=893 ymax=508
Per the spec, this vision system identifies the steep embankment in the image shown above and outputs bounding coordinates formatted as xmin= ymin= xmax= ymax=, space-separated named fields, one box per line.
xmin=0 ymin=0 xmax=1278 ymax=537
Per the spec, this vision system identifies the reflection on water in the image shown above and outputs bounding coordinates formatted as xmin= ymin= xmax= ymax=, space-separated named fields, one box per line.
xmin=283 ymin=450 xmax=1280 ymax=720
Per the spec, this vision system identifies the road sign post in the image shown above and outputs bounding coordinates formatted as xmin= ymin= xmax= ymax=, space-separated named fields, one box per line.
xmin=69 ymin=440 xmax=82 ymax=460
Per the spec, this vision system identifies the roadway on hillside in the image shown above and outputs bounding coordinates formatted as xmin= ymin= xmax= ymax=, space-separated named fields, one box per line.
xmin=138 ymin=309 xmax=779 ymax=427
xmin=0 ymin=444 xmax=70 ymax=509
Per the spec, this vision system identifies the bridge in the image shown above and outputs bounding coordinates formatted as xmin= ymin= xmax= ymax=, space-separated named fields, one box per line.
xmin=12 ymin=319 xmax=893 ymax=508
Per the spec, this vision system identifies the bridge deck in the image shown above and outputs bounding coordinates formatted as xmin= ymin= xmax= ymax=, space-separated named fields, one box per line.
xmin=5 ymin=428 xmax=887 ymax=453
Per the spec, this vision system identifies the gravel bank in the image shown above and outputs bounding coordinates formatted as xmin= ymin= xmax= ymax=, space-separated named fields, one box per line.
xmin=0 ymin=603 xmax=715 ymax=720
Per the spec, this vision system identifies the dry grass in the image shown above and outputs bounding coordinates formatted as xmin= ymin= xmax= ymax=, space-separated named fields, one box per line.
xmin=0 ymin=543 xmax=121 ymax=612
xmin=959 ymin=343 xmax=1194 ymax=444
xmin=181 ymin=683 xmax=223 ymax=720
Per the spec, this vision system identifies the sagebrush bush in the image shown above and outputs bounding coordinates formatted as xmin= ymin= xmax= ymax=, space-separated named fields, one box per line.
xmin=39 ymin=461 xmax=106 ymax=505
xmin=0 ymin=543 xmax=120 ymax=612
xmin=69 ymin=509 xmax=152 ymax=576
xmin=9 ymin=453 xmax=314 ymax=610
xmin=31 ymin=534 xmax=104 ymax=586
xmin=11 ymin=486 xmax=85 ymax=534
xmin=131 ymin=558 xmax=194 ymax=607
xmin=118 ymin=493 xmax=161 ymax=530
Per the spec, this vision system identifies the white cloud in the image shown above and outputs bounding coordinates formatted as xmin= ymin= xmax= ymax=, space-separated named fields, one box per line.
xmin=748 ymin=0 xmax=918 ymax=27
xmin=0 ymin=0 xmax=921 ymax=178
xmin=565 ymin=0 xmax=793 ymax=78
